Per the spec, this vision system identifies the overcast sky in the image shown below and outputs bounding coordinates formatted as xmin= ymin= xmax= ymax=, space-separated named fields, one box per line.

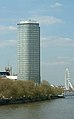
xmin=0 ymin=0 xmax=74 ymax=85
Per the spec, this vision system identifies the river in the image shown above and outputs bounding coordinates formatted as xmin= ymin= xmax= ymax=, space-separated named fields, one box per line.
xmin=0 ymin=97 xmax=74 ymax=119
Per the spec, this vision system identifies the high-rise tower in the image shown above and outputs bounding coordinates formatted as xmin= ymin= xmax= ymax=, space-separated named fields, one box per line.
xmin=17 ymin=20 xmax=40 ymax=83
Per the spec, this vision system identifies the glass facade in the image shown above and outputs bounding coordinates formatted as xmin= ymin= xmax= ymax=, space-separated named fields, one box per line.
xmin=17 ymin=20 xmax=40 ymax=83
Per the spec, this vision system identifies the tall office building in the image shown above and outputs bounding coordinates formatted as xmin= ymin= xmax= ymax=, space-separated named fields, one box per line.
xmin=17 ymin=20 xmax=40 ymax=83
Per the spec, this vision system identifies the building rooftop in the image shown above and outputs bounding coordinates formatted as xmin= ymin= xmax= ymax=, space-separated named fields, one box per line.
xmin=19 ymin=20 xmax=38 ymax=24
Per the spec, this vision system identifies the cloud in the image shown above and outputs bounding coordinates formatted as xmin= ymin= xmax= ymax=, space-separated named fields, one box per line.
xmin=0 ymin=26 xmax=16 ymax=31
xmin=32 ymin=15 xmax=63 ymax=25
xmin=42 ymin=60 xmax=66 ymax=66
xmin=50 ymin=2 xmax=63 ymax=8
xmin=41 ymin=37 xmax=74 ymax=47
xmin=42 ymin=56 xmax=74 ymax=67
xmin=0 ymin=39 xmax=16 ymax=48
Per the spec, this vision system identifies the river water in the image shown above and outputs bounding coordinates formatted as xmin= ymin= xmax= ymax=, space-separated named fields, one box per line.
xmin=0 ymin=97 xmax=74 ymax=119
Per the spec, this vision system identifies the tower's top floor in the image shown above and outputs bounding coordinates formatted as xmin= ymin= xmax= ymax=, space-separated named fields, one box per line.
xmin=17 ymin=20 xmax=39 ymax=25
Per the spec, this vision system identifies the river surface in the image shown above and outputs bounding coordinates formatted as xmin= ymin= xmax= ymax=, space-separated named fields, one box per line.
xmin=0 ymin=97 xmax=74 ymax=119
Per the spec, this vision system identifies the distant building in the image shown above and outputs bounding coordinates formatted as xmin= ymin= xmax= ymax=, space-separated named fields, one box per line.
xmin=0 ymin=71 xmax=10 ymax=78
xmin=17 ymin=20 xmax=40 ymax=83
xmin=0 ymin=66 xmax=12 ymax=78
xmin=6 ymin=76 xmax=17 ymax=80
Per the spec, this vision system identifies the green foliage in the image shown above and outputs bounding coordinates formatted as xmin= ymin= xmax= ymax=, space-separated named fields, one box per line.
xmin=0 ymin=78 xmax=64 ymax=99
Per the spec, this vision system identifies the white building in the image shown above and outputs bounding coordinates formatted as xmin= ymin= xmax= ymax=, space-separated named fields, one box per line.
xmin=6 ymin=76 xmax=17 ymax=80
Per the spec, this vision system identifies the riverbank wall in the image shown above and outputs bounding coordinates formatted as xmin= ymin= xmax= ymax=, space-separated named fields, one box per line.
xmin=0 ymin=95 xmax=64 ymax=105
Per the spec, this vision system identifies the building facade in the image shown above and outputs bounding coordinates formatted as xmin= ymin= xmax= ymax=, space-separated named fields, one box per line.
xmin=17 ymin=20 xmax=40 ymax=83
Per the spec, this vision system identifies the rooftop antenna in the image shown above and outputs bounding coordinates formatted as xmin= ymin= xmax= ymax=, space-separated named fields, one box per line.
xmin=5 ymin=62 xmax=12 ymax=75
